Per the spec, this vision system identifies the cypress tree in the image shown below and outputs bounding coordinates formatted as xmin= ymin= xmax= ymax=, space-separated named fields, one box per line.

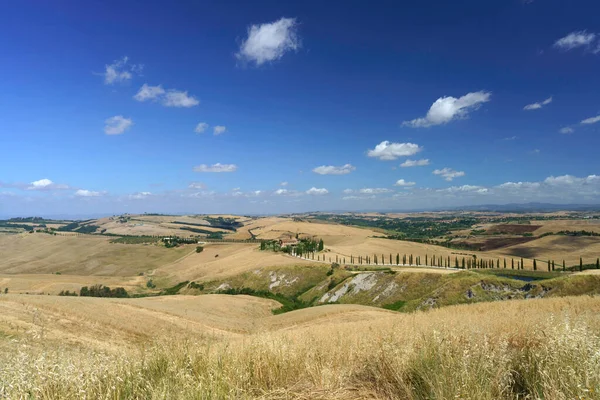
xmin=462 ymin=257 xmax=465 ymax=269
xmin=374 ymin=254 xmax=378 ymax=265
xmin=547 ymin=260 xmax=550 ymax=272
xmin=511 ymin=258 xmax=514 ymax=269
xmin=552 ymin=260 xmax=555 ymax=271
xmin=504 ymin=258 xmax=507 ymax=269
xmin=403 ymin=254 xmax=407 ymax=265
xmin=455 ymin=257 xmax=459 ymax=268
xmin=425 ymin=254 xmax=428 ymax=265
xmin=521 ymin=258 xmax=524 ymax=270
xmin=396 ymin=253 xmax=400 ymax=265
xmin=390 ymin=254 xmax=392 ymax=265
xmin=580 ymin=257 xmax=583 ymax=272
xmin=563 ymin=260 xmax=565 ymax=271
xmin=596 ymin=258 xmax=599 ymax=269
xmin=533 ymin=259 xmax=537 ymax=271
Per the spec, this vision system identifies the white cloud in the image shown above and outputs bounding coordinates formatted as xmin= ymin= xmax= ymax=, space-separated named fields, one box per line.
xmin=104 ymin=116 xmax=133 ymax=135
xmin=280 ymin=181 xmax=288 ymax=186
xmin=274 ymin=189 xmax=289 ymax=195
xmin=360 ymin=188 xmax=393 ymax=194
xmin=498 ymin=181 xmax=541 ymax=190
xmin=195 ymin=123 xmax=209 ymax=134
xmin=236 ymin=17 xmax=300 ymax=66
xmin=102 ymin=56 xmax=142 ymax=85
xmin=554 ymin=31 xmax=597 ymax=51
xmin=163 ymin=90 xmax=199 ymax=107
xmin=188 ymin=182 xmax=206 ymax=189
xmin=394 ymin=179 xmax=416 ymax=187
xmin=343 ymin=195 xmax=375 ymax=201
xmin=545 ymin=175 xmax=583 ymax=185
xmin=403 ymin=91 xmax=491 ymax=128
xmin=27 ymin=179 xmax=69 ymax=191
xmin=433 ymin=167 xmax=465 ymax=181
xmin=134 ymin=84 xmax=199 ymax=107
xmin=439 ymin=185 xmax=485 ymax=193
xmin=133 ymin=84 xmax=165 ymax=102
xmin=312 ymin=164 xmax=356 ymax=175
xmin=273 ymin=188 xmax=302 ymax=197
xmin=213 ymin=126 xmax=227 ymax=135
xmin=129 ymin=192 xmax=151 ymax=200
xmin=30 ymin=179 xmax=53 ymax=189
xmin=367 ymin=141 xmax=422 ymax=161
xmin=400 ymin=159 xmax=430 ymax=168
xmin=75 ymin=189 xmax=102 ymax=197
xmin=581 ymin=115 xmax=600 ymax=125
xmin=193 ymin=163 xmax=238 ymax=173
xmin=559 ymin=127 xmax=574 ymax=134
xmin=306 ymin=187 xmax=328 ymax=195
xmin=343 ymin=189 xmax=353 ymax=194
xmin=523 ymin=97 xmax=553 ymax=111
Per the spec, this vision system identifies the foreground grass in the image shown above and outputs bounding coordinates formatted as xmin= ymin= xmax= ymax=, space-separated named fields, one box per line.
xmin=1 ymin=296 xmax=600 ymax=399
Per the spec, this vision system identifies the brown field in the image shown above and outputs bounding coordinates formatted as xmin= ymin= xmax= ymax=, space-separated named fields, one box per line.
xmin=486 ymin=224 xmax=541 ymax=234
xmin=533 ymin=219 xmax=600 ymax=234
xmin=1 ymin=294 xmax=599 ymax=398
xmin=495 ymin=234 xmax=600 ymax=265
xmin=0 ymin=234 xmax=190 ymax=276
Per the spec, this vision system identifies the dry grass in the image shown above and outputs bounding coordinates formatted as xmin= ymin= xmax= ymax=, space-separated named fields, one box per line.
xmin=0 ymin=234 xmax=190 ymax=277
xmin=1 ymin=295 xmax=599 ymax=399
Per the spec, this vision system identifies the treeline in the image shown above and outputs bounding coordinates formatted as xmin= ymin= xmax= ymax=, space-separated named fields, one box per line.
xmin=556 ymin=230 xmax=600 ymax=237
xmin=58 ymin=285 xmax=129 ymax=298
xmin=178 ymin=226 xmax=225 ymax=238
xmin=204 ymin=216 xmax=243 ymax=231
xmin=296 ymin=251 xmax=600 ymax=273
xmin=57 ymin=221 xmax=99 ymax=234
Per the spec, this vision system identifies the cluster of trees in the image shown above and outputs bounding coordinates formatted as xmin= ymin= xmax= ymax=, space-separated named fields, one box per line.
xmin=79 ymin=284 xmax=129 ymax=298
xmin=58 ymin=290 xmax=78 ymax=296
xmin=204 ymin=217 xmax=243 ymax=231
xmin=163 ymin=236 xmax=197 ymax=248
xmin=556 ymin=230 xmax=600 ymax=237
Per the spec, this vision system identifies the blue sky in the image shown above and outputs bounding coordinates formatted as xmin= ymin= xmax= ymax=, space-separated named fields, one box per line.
xmin=1 ymin=0 xmax=600 ymax=217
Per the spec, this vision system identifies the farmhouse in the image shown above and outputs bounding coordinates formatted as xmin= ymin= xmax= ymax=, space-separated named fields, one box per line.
xmin=279 ymin=236 xmax=298 ymax=248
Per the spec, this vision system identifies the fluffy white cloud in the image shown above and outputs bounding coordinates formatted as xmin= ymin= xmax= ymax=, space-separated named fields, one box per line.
xmin=213 ymin=126 xmax=227 ymax=135
xmin=280 ymin=181 xmax=288 ymax=186
xmin=400 ymin=159 xmax=430 ymax=168
xmin=75 ymin=189 xmax=102 ymax=197
xmin=394 ymin=179 xmax=416 ymax=187
xmin=27 ymin=179 xmax=69 ymax=191
xmin=134 ymin=84 xmax=165 ymax=101
xmin=343 ymin=189 xmax=353 ymax=194
xmin=134 ymin=84 xmax=199 ymax=107
xmin=193 ymin=163 xmax=238 ymax=173
xmin=102 ymin=56 xmax=141 ymax=85
xmin=188 ymin=182 xmax=206 ymax=189
xmin=163 ymin=90 xmax=199 ymax=107
xmin=236 ymin=17 xmax=300 ymax=66
xmin=360 ymin=188 xmax=393 ymax=194
xmin=438 ymin=185 xmax=485 ymax=193
xmin=543 ymin=175 xmax=600 ymax=186
xmin=559 ymin=127 xmax=574 ymax=134
xmin=433 ymin=167 xmax=465 ymax=181
xmin=554 ymin=31 xmax=597 ymax=51
xmin=306 ymin=187 xmax=328 ymax=195
xmin=581 ymin=115 xmax=600 ymax=125
xmin=497 ymin=181 xmax=541 ymax=190
xmin=129 ymin=192 xmax=151 ymax=199
xmin=403 ymin=91 xmax=491 ymax=128
xmin=343 ymin=195 xmax=375 ymax=201
xmin=195 ymin=123 xmax=209 ymax=134
xmin=523 ymin=97 xmax=552 ymax=111
xmin=104 ymin=116 xmax=133 ymax=135
xmin=367 ymin=141 xmax=422 ymax=161
xmin=312 ymin=164 xmax=356 ymax=175
xmin=274 ymin=188 xmax=302 ymax=196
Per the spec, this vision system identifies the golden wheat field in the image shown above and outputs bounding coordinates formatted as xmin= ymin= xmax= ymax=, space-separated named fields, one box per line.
xmin=1 ymin=294 xmax=599 ymax=399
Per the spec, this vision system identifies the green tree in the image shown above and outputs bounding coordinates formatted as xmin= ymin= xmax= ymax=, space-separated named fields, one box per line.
xmin=521 ymin=258 xmax=524 ymax=270
xmin=563 ymin=260 xmax=566 ymax=272
xmin=511 ymin=258 xmax=514 ymax=270
xmin=552 ymin=260 xmax=555 ymax=271
xmin=318 ymin=239 xmax=324 ymax=252
xmin=396 ymin=253 xmax=400 ymax=265
xmin=580 ymin=257 xmax=583 ymax=272
xmin=462 ymin=257 xmax=465 ymax=269
xmin=596 ymin=258 xmax=599 ymax=269
xmin=504 ymin=258 xmax=507 ymax=269
xmin=374 ymin=254 xmax=378 ymax=265
xmin=260 ymin=241 xmax=266 ymax=251
xmin=547 ymin=260 xmax=551 ymax=272
xmin=533 ymin=259 xmax=537 ymax=271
